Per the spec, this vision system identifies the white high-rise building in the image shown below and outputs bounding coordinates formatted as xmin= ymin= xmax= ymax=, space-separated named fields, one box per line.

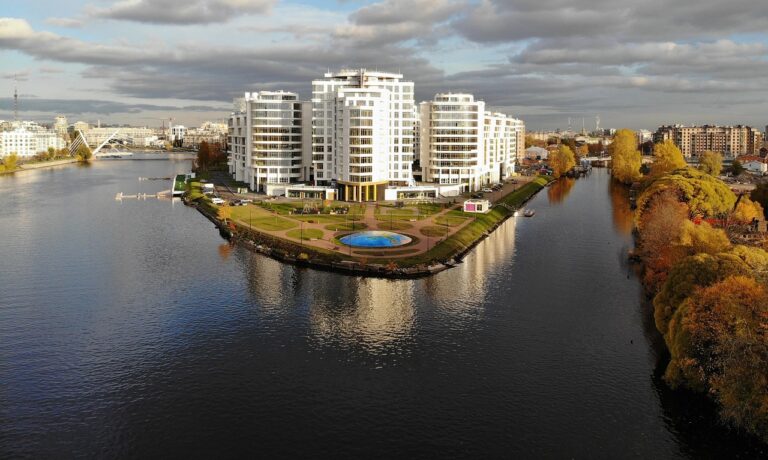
xmin=54 ymin=115 xmax=68 ymax=139
xmin=419 ymin=93 xmax=523 ymax=192
xmin=228 ymin=91 xmax=311 ymax=191
xmin=0 ymin=125 xmax=66 ymax=158
xmin=311 ymin=69 xmax=415 ymax=201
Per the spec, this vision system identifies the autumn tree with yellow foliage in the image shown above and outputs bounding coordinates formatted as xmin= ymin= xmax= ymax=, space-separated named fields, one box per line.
xmin=651 ymin=140 xmax=686 ymax=176
xmin=609 ymin=129 xmax=642 ymax=184
xmin=548 ymin=145 xmax=576 ymax=179
xmin=732 ymin=196 xmax=764 ymax=223
xmin=698 ymin=150 xmax=723 ymax=176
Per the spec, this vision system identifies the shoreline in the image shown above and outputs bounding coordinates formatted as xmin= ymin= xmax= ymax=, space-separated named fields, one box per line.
xmin=188 ymin=177 xmax=551 ymax=279
xmin=1 ymin=158 xmax=80 ymax=175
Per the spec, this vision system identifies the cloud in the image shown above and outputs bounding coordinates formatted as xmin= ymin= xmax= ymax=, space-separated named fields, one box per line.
xmin=44 ymin=17 xmax=84 ymax=28
xmin=6 ymin=0 xmax=768 ymax=129
xmin=0 ymin=97 xmax=227 ymax=115
xmin=335 ymin=0 xmax=465 ymax=46
xmin=453 ymin=0 xmax=768 ymax=43
xmin=88 ymin=0 xmax=276 ymax=25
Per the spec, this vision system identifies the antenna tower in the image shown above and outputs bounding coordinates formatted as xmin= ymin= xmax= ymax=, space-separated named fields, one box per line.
xmin=13 ymin=74 xmax=19 ymax=121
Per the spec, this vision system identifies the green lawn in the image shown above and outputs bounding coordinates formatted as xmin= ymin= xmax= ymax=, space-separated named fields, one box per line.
xmin=324 ymin=222 xmax=368 ymax=231
xmin=290 ymin=214 xmax=363 ymax=223
xmin=420 ymin=226 xmax=450 ymax=237
xmin=376 ymin=221 xmax=413 ymax=231
xmin=286 ymin=228 xmax=325 ymax=240
xmin=434 ymin=211 xmax=470 ymax=227
xmin=231 ymin=205 xmax=298 ymax=231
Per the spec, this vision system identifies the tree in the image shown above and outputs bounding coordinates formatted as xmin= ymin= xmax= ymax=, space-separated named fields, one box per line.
xmin=217 ymin=203 xmax=232 ymax=222
xmin=525 ymin=134 xmax=545 ymax=148
xmin=665 ymin=276 xmax=768 ymax=442
xmin=637 ymin=189 xmax=690 ymax=290
xmin=653 ymin=252 xmax=746 ymax=336
xmin=732 ymin=196 xmax=764 ymax=223
xmin=751 ymin=183 xmax=768 ymax=220
xmin=698 ymin=150 xmax=723 ymax=176
xmin=609 ymin=129 xmax=642 ymax=184
xmin=577 ymin=144 xmax=589 ymax=158
xmin=2 ymin=153 xmax=19 ymax=171
xmin=197 ymin=141 xmax=211 ymax=171
xmin=47 ymin=147 xmax=56 ymax=160
xmin=3 ymin=152 xmax=19 ymax=171
xmin=730 ymin=159 xmax=745 ymax=176
xmin=651 ymin=140 xmax=687 ymax=176
xmin=636 ymin=167 xmax=736 ymax=220
xmin=75 ymin=144 xmax=92 ymax=161
xmin=677 ymin=220 xmax=731 ymax=255
xmin=548 ymin=145 xmax=576 ymax=178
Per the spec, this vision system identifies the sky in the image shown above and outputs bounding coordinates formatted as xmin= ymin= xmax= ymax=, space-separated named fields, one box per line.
xmin=2 ymin=0 xmax=768 ymax=130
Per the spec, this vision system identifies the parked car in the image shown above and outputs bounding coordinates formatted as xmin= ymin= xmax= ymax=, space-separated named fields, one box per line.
xmin=481 ymin=188 xmax=493 ymax=193
xmin=211 ymin=197 xmax=225 ymax=205
xmin=471 ymin=193 xmax=484 ymax=199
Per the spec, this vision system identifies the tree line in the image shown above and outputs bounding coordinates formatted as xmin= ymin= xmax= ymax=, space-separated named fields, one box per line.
xmin=610 ymin=129 xmax=768 ymax=443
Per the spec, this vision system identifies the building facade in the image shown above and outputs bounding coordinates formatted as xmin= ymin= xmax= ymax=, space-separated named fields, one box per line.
xmin=312 ymin=69 xmax=416 ymax=201
xmin=227 ymin=70 xmax=525 ymax=200
xmin=419 ymin=94 xmax=523 ymax=192
xmin=653 ymin=125 xmax=763 ymax=158
xmin=228 ymin=91 xmax=311 ymax=192
xmin=185 ymin=122 xmax=228 ymax=148
xmin=0 ymin=125 xmax=66 ymax=158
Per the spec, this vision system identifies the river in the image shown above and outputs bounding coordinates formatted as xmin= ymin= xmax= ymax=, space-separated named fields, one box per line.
xmin=0 ymin=161 xmax=764 ymax=458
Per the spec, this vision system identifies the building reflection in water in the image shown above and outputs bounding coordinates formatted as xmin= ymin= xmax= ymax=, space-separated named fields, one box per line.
xmin=547 ymin=178 xmax=575 ymax=205
xmin=238 ymin=211 xmax=519 ymax=354
xmin=308 ymin=278 xmax=416 ymax=354
xmin=423 ymin=216 xmax=517 ymax=316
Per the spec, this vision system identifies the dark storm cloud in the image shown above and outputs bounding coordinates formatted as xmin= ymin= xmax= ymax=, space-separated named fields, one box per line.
xmin=0 ymin=97 xmax=226 ymax=115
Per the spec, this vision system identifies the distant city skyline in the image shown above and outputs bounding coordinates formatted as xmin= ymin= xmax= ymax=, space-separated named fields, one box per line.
xmin=2 ymin=0 xmax=768 ymax=130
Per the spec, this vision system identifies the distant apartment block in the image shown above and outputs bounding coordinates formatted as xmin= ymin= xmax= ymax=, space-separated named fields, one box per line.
xmin=0 ymin=121 xmax=66 ymax=157
xmin=185 ymin=122 xmax=228 ymax=148
xmin=228 ymin=69 xmax=525 ymax=200
xmin=653 ymin=125 xmax=763 ymax=158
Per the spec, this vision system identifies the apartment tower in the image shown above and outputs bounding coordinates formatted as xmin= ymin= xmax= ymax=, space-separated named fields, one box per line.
xmin=311 ymin=69 xmax=416 ymax=201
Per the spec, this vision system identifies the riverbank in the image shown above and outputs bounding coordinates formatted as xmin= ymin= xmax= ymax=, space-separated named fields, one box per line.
xmin=0 ymin=158 xmax=80 ymax=175
xmin=186 ymin=176 xmax=552 ymax=278
xmin=628 ymin=166 xmax=768 ymax=445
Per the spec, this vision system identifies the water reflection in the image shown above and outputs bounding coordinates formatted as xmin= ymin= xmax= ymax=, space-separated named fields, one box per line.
xmin=609 ymin=180 xmax=634 ymax=235
xmin=308 ymin=278 xmax=416 ymax=354
xmin=547 ymin=177 xmax=575 ymax=204
xmin=423 ymin=216 xmax=517 ymax=316
xmin=218 ymin=242 xmax=233 ymax=261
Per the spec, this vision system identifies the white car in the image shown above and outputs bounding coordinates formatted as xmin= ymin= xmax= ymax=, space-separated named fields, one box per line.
xmin=211 ymin=197 xmax=225 ymax=205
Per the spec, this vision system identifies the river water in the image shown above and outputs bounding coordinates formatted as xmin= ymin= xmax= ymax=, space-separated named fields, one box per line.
xmin=0 ymin=161 xmax=764 ymax=458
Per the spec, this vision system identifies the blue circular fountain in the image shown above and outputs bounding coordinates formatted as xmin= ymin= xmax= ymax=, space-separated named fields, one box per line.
xmin=340 ymin=231 xmax=413 ymax=248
